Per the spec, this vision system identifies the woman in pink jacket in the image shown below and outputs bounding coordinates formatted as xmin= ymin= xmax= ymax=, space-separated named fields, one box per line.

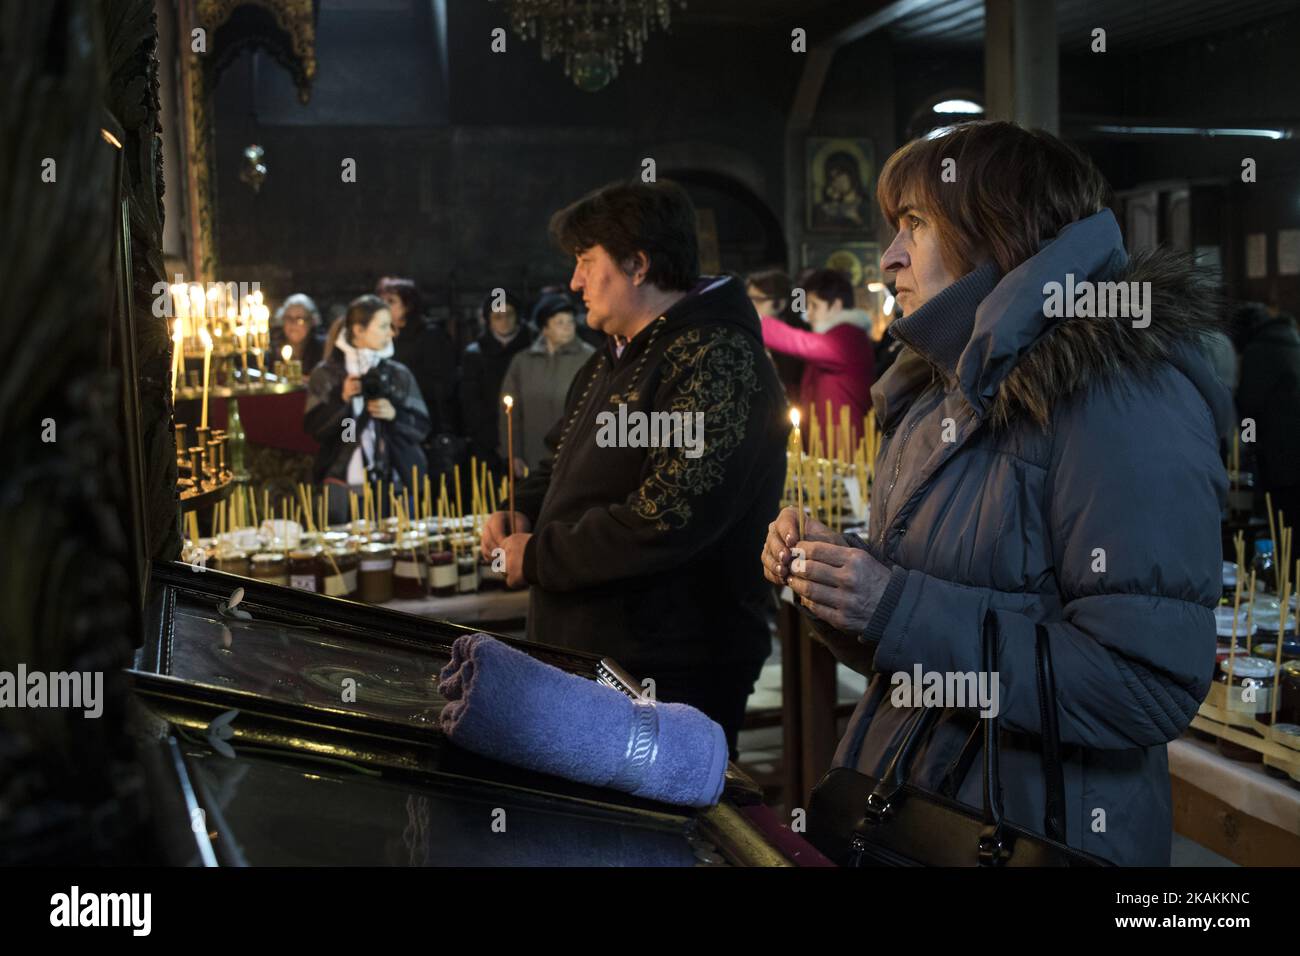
xmin=758 ymin=268 xmax=875 ymax=447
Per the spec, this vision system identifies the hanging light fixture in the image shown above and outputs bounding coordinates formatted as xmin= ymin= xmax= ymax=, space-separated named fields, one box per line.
xmin=494 ymin=0 xmax=686 ymax=92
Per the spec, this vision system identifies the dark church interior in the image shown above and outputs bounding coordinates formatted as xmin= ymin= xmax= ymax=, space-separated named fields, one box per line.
xmin=3 ymin=0 xmax=1300 ymax=912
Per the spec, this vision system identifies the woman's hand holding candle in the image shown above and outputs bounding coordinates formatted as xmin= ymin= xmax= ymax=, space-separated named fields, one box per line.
xmin=777 ymin=532 xmax=892 ymax=635
xmin=761 ymin=506 xmax=843 ymax=586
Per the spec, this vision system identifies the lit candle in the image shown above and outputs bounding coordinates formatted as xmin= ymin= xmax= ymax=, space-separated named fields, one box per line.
xmin=280 ymin=344 xmax=293 ymax=383
xmin=503 ymin=394 xmax=516 ymax=535
xmin=171 ymin=319 xmax=184 ymax=403
xmin=199 ymin=328 xmax=213 ymax=430
xmin=790 ymin=407 xmax=805 ymax=541
xmin=190 ymin=284 xmax=205 ymax=347
xmin=236 ymin=323 xmax=248 ymax=381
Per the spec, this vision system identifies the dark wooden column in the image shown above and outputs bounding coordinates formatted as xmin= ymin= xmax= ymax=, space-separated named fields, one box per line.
xmin=0 ymin=0 xmax=153 ymax=863
xmin=104 ymin=0 xmax=182 ymax=564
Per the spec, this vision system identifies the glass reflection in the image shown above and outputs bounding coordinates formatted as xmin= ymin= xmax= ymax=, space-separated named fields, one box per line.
xmin=187 ymin=746 xmax=704 ymax=867
xmin=170 ymin=589 xmax=446 ymax=726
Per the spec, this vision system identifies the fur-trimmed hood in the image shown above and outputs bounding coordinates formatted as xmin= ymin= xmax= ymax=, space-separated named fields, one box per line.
xmin=879 ymin=209 xmax=1234 ymax=436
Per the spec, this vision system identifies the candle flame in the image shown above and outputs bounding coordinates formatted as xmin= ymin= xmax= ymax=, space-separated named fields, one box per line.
xmin=503 ymin=394 xmax=514 ymax=410
xmin=173 ymin=320 xmax=184 ymax=342
xmin=281 ymin=344 xmax=292 ymax=362
xmin=789 ymin=407 xmax=801 ymax=429
xmin=199 ymin=328 xmax=213 ymax=350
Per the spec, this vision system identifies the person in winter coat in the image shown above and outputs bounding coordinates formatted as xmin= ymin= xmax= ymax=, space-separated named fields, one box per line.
xmin=762 ymin=121 xmax=1230 ymax=866
xmin=461 ymin=290 xmax=535 ymax=473
xmin=305 ymin=294 xmax=431 ymax=524
xmin=1235 ymin=301 xmax=1300 ymax=523
xmin=377 ymin=277 xmax=461 ymax=447
xmin=498 ymin=293 xmax=595 ymax=475
xmin=270 ymin=293 xmax=327 ymax=374
xmin=480 ymin=179 xmax=788 ymax=756
xmin=746 ymin=268 xmax=808 ymax=402
xmin=759 ymin=268 xmax=875 ymax=447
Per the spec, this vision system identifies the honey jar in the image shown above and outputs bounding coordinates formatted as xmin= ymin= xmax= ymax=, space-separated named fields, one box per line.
xmin=211 ymin=549 xmax=251 ymax=577
xmin=393 ymin=533 xmax=427 ymax=599
xmin=428 ymin=536 xmax=456 ymax=598
xmin=1215 ymin=656 xmax=1276 ymax=762
xmin=289 ymin=546 xmax=322 ymax=592
xmin=250 ymin=552 xmax=289 ymax=587
xmin=358 ymin=543 xmax=394 ymax=604
xmin=318 ymin=546 xmax=358 ymax=598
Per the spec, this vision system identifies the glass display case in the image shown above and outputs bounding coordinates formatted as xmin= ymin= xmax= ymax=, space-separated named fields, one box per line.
xmin=130 ymin=561 xmax=793 ymax=866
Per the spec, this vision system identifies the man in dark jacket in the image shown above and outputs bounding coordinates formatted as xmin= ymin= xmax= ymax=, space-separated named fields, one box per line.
xmin=481 ymin=180 xmax=789 ymax=755
xmin=378 ymin=277 xmax=461 ymax=476
xmin=1235 ymin=302 xmax=1300 ymax=522
xmin=460 ymin=291 xmax=534 ymax=472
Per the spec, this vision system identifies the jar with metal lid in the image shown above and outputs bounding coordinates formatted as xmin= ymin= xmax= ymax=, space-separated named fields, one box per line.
xmin=1251 ymin=635 xmax=1300 ymax=662
xmin=1279 ymin=660 xmax=1300 ymax=727
xmin=289 ymin=546 xmax=322 ymax=593
xmin=320 ymin=530 xmax=349 ymax=551
xmin=1270 ymin=722 xmax=1300 ymax=778
xmin=393 ymin=534 xmax=427 ymax=599
xmin=318 ymin=546 xmax=358 ymax=598
xmin=455 ymin=537 xmax=478 ymax=593
xmin=1215 ymin=656 xmax=1276 ymax=761
xmin=478 ymin=555 xmax=506 ymax=590
xmin=211 ymin=549 xmax=251 ymax=578
xmin=1214 ymin=606 xmax=1254 ymax=647
xmin=428 ymin=536 xmax=456 ymax=598
xmin=358 ymin=543 xmax=394 ymax=604
xmin=456 ymin=556 xmax=478 ymax=593
xmin=250 ymin=552 xmax=289 ymax=587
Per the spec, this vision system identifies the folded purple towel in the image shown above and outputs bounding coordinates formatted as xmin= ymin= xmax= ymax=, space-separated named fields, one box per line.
xmin=438 ymin=633 xmax=728 ymax=808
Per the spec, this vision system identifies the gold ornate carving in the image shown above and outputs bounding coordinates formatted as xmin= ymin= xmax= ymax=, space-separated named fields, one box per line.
xmin=196 ymin=0 xmax=317 ymax=102
xmin=178 ymin=0 xmax=317 ymax=281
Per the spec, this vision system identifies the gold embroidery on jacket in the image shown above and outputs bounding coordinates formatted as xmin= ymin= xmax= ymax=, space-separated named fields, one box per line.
xmin=632 ymin=326 xmax=758 ymax=530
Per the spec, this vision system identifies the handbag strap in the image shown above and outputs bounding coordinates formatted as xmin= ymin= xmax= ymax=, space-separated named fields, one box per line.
xmin=979 ymin=612 xmax=1071 ymax=863
xmin=978 ymin=609 xmax=1009 ymax=864
xmin=849 ymin=608 xmax=1072 ymax=866
xmin=1035 ymin=623 xmax=1068 ymax=844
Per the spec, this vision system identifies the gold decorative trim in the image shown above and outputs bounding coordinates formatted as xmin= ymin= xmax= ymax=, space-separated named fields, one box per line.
xmin=177 ymin=0 xmax=317 ymax=281
xmin=699 ymin=802 xmax=795 ymax=867
xmin=196 ymin=0 xmax=317 ymax=102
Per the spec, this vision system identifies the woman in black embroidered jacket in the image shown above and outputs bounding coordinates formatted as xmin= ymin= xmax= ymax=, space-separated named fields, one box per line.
xmin=480 ymin=180 xmax=789 ymax=754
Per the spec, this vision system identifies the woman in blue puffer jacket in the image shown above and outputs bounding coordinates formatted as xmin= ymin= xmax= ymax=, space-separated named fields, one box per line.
xmin=763 ymin=121 xmax=1231 ymax=866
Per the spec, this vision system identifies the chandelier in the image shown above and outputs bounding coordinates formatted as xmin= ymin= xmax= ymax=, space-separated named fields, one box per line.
xmin=494 ymin=1 xmax=687 ymax=92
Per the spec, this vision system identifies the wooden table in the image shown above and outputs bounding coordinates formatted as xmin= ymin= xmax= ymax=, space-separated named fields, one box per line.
xmin=1169 ymin=734 xmax=1300 ymax=866
xmin=774 ymin=589 xmax=841 ymax=812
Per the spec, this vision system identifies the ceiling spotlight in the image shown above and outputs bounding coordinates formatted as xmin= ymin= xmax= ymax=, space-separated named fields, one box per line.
xmin=933 ymin=99 xmax=983 ymax=114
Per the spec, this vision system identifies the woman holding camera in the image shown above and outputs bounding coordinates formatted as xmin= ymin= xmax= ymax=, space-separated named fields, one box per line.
xmin=306 ymin=294 xmax=431 ymax=525
xmin=762 ymin=121 xmax=1231 ymax=865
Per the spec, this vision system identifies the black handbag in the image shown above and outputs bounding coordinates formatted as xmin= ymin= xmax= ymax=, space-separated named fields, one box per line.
xmin=807 ymin=610 xmax=1110 ymax=867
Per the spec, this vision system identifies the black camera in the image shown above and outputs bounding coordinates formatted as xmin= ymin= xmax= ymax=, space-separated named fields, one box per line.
xmin=361 ymin=360 xmax=406 ymax=403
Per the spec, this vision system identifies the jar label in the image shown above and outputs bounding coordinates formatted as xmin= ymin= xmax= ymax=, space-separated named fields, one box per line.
xmin=290 ymin=575 xmax=318 ymax=592
xmin=395 ymin=559 xmax=422 ymax=579
xmin=432 ymin=564 xmax=457 ymax=587
xmin=1226 ymin=684 xmax=1272 ymax=715
xmin=360 ymin=558 xmax=393 ymax=572
xmin=323 ymin=569 xmax=358 ymax=596
xmin=458 ymin=573 xmax=477 ymax=591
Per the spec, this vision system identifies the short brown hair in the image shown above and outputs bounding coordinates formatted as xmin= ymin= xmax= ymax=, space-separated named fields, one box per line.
xmin=877 ymin=121 xmax=1112 ymax=276
xmin=549 ymin=179 xmax=699 ymax=292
